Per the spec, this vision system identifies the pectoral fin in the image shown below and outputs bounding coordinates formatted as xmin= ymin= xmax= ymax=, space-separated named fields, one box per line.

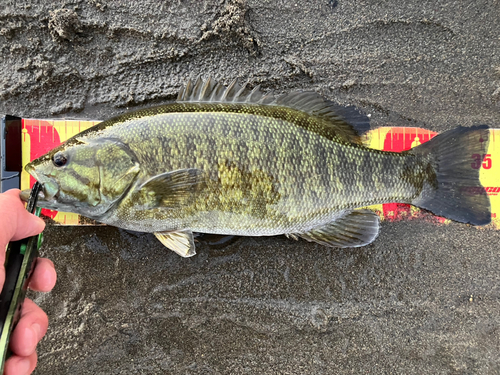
xmin=154 ymin=230 xmax=196 ymax=257
xmin=294 ymin=209 xmax=380 ymax=248
xmin=137 ymin=169 xmax=205 ymax=209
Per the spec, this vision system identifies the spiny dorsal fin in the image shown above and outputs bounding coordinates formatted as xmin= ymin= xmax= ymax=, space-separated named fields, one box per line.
xmin=177 ymin=77 xmax=370 ymax=143
xmin=177 ymin=76 xmax=276 ymax=105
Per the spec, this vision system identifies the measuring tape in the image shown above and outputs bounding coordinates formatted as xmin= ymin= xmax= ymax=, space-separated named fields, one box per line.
xmin=19 ymin=118 xmax=500 ymax=229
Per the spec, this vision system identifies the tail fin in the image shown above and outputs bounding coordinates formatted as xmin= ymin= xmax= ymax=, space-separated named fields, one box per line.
xmin=410 ymin=125 xmax=491 ymax=225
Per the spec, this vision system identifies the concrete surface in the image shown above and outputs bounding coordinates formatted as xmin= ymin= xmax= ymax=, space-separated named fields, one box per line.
xmin=1 ymin=0 xmax=499 ymax=374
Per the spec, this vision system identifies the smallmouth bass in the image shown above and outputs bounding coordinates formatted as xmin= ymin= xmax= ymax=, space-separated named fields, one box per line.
xmin=23 ymin=77 xmax=491 ymax=256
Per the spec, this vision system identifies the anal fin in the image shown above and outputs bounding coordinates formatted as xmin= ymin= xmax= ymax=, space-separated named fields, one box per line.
xmin=154 ymin=229 xmax=196 ymax=257
xmin=293 ymin=209 xmax=380 ymax=248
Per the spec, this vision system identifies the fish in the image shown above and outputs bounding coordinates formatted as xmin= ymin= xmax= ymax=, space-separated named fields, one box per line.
xmin=22 ymin=77 xmax=491 ymax=257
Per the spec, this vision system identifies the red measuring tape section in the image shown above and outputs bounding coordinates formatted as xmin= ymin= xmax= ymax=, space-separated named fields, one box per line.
xmin=20 ymin=119 xmax=500 ymax=229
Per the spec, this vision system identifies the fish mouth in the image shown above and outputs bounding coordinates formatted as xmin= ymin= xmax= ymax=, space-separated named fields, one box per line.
xmin=21 ymin=182 xmax=60 ymax=203
xmin=41 ymin=180 xmax=60 ymax=200
xmin=23 ymin=164 xmax=60 ymax=202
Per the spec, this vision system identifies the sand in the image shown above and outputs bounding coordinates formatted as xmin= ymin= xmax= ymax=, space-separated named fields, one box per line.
xmin=1 ymin=1 xmax=499 ymax=373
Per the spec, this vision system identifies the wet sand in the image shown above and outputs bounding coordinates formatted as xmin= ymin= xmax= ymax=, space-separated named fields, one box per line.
xmin=1 ymin=1 xmax=499 ymax=373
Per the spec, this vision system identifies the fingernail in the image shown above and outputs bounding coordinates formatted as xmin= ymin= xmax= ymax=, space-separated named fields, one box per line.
xmin=18 ymin=358 xmax=31 ymax=375
xmin=31 ymin=323 xmax=41 ymax=340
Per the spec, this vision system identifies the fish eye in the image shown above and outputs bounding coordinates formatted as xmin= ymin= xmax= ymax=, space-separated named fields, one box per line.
xmin=52 ymin=152 xmax=68 ymax=167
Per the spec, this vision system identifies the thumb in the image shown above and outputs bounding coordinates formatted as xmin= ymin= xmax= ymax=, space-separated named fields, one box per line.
xmin=12 ymin=208 xmax=46 ymax=241
xmin=0 ymin=189 xmax=45 ymax=242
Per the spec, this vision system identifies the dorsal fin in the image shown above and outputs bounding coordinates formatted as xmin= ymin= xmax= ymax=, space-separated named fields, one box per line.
xmin=177 ymin=76 xmax=276 ymax=105
xmin=177 ymin=77 xmax=370 ymax=143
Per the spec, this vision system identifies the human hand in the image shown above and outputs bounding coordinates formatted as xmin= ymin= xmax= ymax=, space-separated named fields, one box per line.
xmin=0 ymin=189 xmax=57 ymax=375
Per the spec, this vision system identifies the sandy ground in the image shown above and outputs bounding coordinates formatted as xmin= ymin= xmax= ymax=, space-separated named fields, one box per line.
xmin=1 ymin=1 xmax=500 ymax=374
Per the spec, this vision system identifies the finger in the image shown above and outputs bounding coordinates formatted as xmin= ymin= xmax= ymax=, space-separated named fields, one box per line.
xmin=7 ymin=189 xmax=46 ymax=241
xmin=28 ymin=258 xmax=57 ymax=292
xmin=9 ymin=299 xmax=48 ymax=357
xmin=0 ymin=189 xmax=46 ymax=296
xmin=4 ymin=352 xmax=37 ymax=375
xmin=0 ymin=189 xmax=45 ymax=243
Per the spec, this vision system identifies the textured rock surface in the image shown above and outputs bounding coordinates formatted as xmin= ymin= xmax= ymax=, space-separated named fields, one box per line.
xmin=1 ymin=0 xmax=499 ymax=374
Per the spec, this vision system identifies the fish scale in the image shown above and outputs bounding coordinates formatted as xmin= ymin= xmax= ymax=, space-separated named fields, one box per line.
xmin=23 ymin=78 xmax=491 ymax=257
xmin=92 ymin=107 xmax=423 ymax=234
